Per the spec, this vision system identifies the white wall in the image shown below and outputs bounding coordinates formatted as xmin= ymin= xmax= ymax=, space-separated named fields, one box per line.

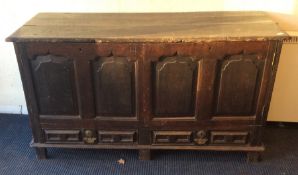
xmin=0 ymin=0 xmax=296 ymax=114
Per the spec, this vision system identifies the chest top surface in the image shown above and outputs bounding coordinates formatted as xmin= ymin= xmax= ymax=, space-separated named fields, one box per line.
xmin=6 ymin=11 xmax=288 ymax=43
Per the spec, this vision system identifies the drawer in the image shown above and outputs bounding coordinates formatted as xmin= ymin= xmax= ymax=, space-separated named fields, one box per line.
xmin=44 ymin=130 xmax=81 ymax=143
xmin=97 ymin=131 xmax=137 ymax=144
xmin=210 ymin=131 xmax=249 ymax=145
xmin=152 ymin=131 xmax=193 ymax=145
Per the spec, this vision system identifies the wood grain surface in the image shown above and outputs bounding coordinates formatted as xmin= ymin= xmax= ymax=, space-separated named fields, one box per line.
xmin=6 ymin=11 xmax=288 ymax=42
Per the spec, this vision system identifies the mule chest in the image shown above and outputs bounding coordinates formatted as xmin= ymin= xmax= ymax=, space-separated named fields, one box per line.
xmin=6 ymin=11 xmax=287 ymax=161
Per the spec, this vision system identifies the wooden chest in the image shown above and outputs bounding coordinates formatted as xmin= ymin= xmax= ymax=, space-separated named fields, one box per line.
xmin=6 ymin=12 xmax=287 ymax=161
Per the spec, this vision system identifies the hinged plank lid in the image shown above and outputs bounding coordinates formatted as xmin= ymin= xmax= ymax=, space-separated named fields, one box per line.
xmin=6 ymin=11 xmax=288 ymax=42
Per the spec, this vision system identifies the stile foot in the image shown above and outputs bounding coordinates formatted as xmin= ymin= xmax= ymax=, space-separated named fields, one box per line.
xmin=35 ymin=147 xmax=47 ymax=160
xmin=139 ymin=149 xmax=151 ymax=160
xmin=247 ymin=152 xmax=262 ymax=162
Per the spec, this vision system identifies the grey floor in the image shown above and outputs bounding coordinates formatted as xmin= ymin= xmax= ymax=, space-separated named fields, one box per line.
xmin=0 ymin=114 xmax=297 ymax=175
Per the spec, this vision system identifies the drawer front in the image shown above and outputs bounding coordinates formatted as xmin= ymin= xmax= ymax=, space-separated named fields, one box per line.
xmin=152 ymin=131 xmax=193 ymax=145
xmin=44 ymin=130 xmax=81 ymax=143
xmin=97 ymin=131 xmax=137 ymax=144
xmin=151 ymin=130 xmax=250 ymax=146
xmin=44 ymin=129 xmax=137 ymax=144
xmin=210 ymin=131 xmax=249 ymax=145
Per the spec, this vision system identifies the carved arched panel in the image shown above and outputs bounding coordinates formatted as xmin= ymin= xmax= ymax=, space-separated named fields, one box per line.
xmin=215 ymin=55 xmax=264 ymax=115
xmin=153 ymin=56 xmax=197 ymax=116
xmin=30 ymin=54 xmax=78 ymax=115
xmin=92 ymin=56 xmax=135 ymax=116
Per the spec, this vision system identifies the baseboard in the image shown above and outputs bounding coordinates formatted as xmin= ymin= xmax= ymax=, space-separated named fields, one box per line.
xmin=266 ymin=121 xmax=298 ymax=128
xmin=0 ymin=105 xmax=28 ymax=115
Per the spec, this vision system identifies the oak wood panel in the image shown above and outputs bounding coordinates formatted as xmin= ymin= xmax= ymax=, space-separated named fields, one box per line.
xmin=154 ymin=56 xmax=197 ymax=116
xmin=215 ymin=55 xmax=264 ymax=116
xmin=92 ymin=56 xmax=135 ymax=117
xmin=30 ymin=54 xmax=78 ymax=115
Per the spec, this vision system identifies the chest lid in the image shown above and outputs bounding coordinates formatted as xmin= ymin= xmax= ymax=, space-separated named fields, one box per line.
xmin=6 ymin=11 xmax=288 ymax=43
